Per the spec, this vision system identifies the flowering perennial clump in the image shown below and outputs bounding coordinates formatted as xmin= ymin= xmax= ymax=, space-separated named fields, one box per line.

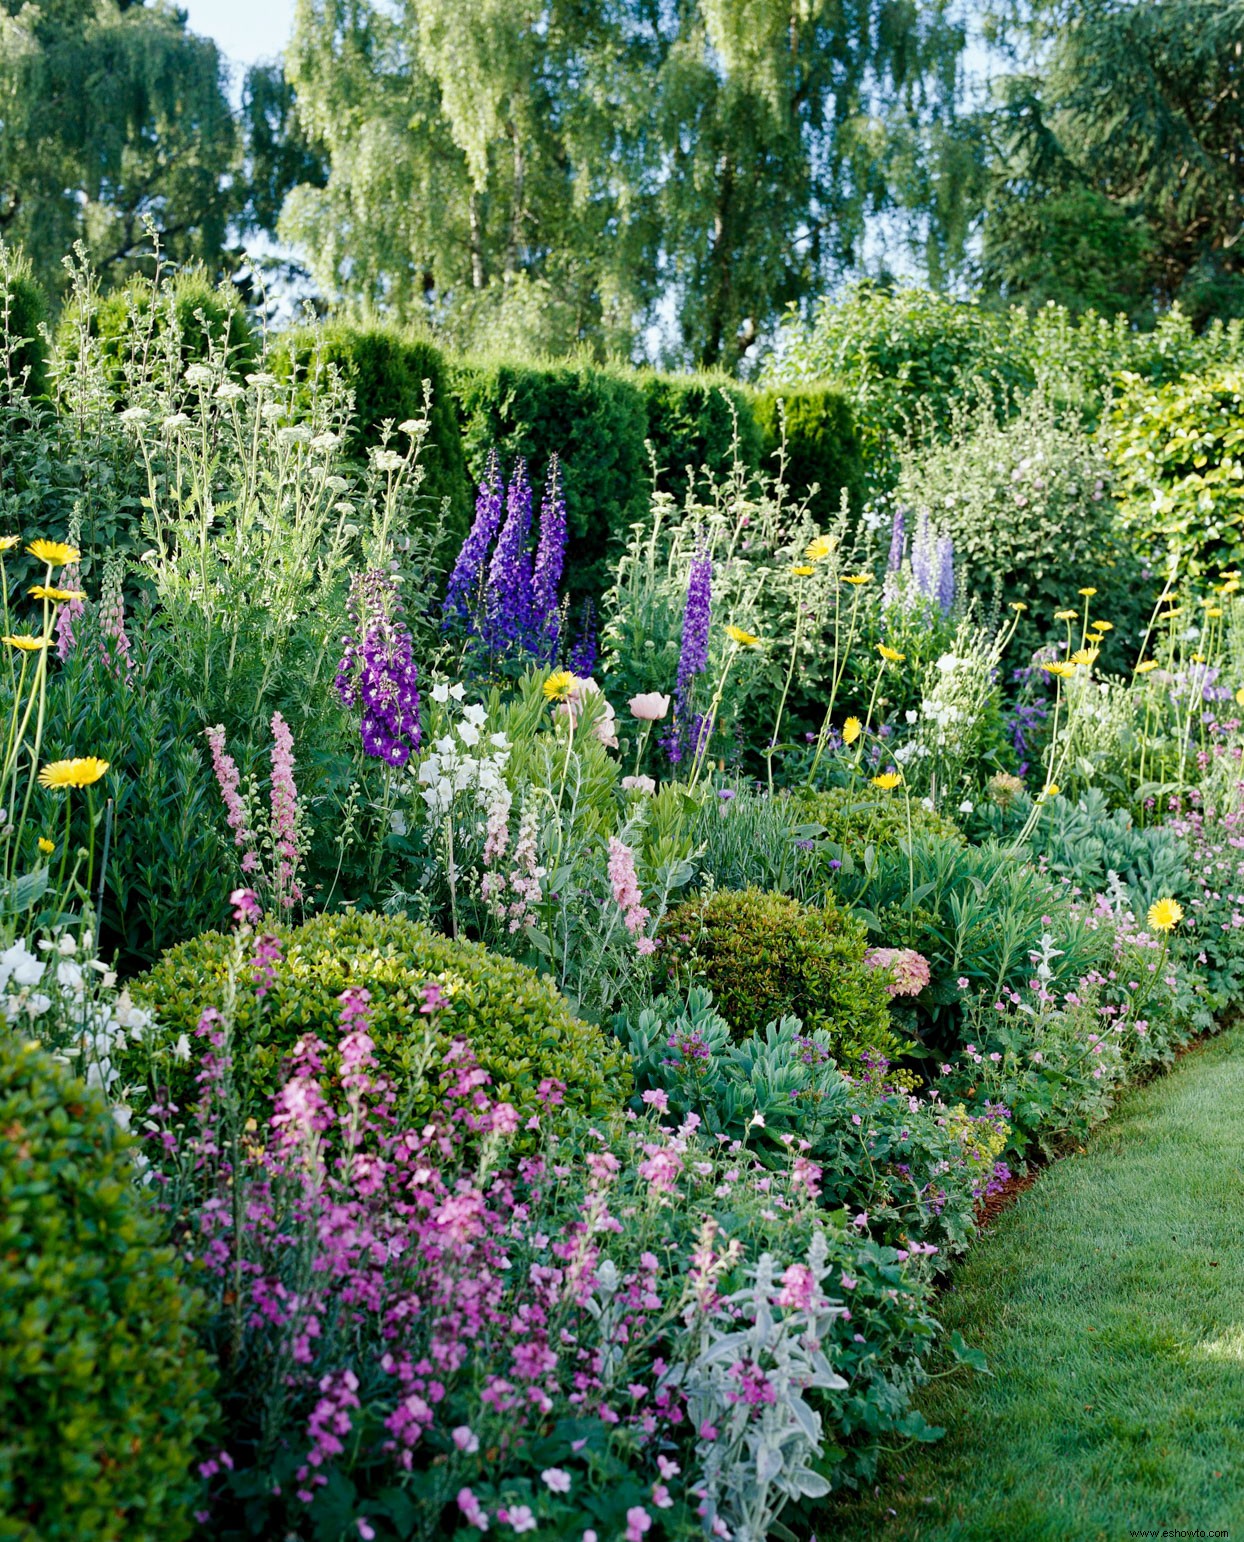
xmin=335 ymin=568 xmax=422 ymax=766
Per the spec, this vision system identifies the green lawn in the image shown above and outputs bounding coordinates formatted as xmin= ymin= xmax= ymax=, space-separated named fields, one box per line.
xmin=826 ymin=1027 xmax=1244 ymax=1542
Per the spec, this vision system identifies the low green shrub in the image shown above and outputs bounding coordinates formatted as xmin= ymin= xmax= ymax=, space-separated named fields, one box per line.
xmin=135 ymin=911 xmax=630 ymax=1123
xmin=0 ymin=1037 xmax=214 ymax=1540
xmin=795 ymin=786 xmax=963 ymax=853
xmin=659 ymin=887 xmax=898 ymax=1064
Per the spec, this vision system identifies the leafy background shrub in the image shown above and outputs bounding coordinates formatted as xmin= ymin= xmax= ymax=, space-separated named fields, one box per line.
xmin=134 ymin=910 xmax=630 ymax=1122
xmin=751 ymin=384 xmax=867 ymax=519
xmin=894 ymin=392 xmax=1152 ymax=667
xmin=638 ymin=369 xmax=761 ymax=488
xmin=0 ymin=1037 xmax=214 ymax=1541
xmin=1109 ymin=367 xmax=1244 ymax=581
xmin=660 ymin=886 xmax=898 ymax=1065
xmin=0 ymin=245 xmax=49 ymax=399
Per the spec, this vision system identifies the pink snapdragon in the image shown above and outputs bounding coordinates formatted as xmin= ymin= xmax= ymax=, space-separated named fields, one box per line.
xmin=206 ymin=724 xmax=258 ymax=873
xmin=270 ymin=710 xmax=303 ymax=907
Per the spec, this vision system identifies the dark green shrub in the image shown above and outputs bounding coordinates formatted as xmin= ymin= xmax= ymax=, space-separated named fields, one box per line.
xmin=135 ymin=911 xmax=631 ymax=1122
xmin=0 ymin=1037 xmax=214 ymax=1540
xmin=659 ymin=887 xmax=898 ymax=1064
xmin=274 ymin=322 xmax=471 ymax=543
xmin=0 ymin=247 xmax=50 ymax=399
xmin=56 ymin=265 xmax=256 ymax=385
xmin=750 ymin=385 xmax=866 ymax=517
xmin=451 ymin=356 xmax=650 ymax=599
xmin=638 ymin=370 xmax=763 ymax=489
xmin=794 ymin=785 xmax=963 ymax=853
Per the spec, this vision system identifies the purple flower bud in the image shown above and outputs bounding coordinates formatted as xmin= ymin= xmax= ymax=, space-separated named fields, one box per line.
xmin=443 ymin=450 xmax=504 ymax=628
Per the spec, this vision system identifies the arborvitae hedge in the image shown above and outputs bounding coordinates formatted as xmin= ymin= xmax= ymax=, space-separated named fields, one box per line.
xmin=638 ymin=370 xmax=763 ymax=491
xmin=751 ymin=385 xmax=865 ymax=519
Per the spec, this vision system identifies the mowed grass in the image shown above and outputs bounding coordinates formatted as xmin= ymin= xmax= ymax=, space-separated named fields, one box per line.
xmin=826 ymin=1027 xmax=1244 ymax=1542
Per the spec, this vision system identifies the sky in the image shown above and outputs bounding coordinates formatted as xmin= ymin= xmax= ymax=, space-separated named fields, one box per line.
xmin=182 ymin=0 xmax=297 ymax=73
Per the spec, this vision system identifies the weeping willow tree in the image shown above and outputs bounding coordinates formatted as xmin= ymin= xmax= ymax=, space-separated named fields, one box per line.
xmin=0 ymin=0 xmax=240 ymax=298
xmin=281 ymin=0 xmax=974 ymax=365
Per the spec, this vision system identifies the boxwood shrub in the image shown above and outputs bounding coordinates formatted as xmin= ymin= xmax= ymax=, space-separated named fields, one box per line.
xmin=134 ymin=911 xmax=630 ymax=1124
xmin=659 ymin=887 xmax=899 ymax=1065
xmin=0 ymin=1036 xmax=214 ymax=1540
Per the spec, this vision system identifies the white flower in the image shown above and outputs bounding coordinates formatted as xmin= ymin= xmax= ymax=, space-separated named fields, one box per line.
xmin=934 ymin=654 xmax=959 ymax=673
xmin=311 ymin=431 xmax=340 ymax=451
xmin=326 ymin=475 xmax=350 ymax=493
xmin=462 ymin=703 xmax=487 ymax=728
xmin=0 ymin=941 xmax=44 ymax=991
xmin=184 ymin=362 xmax=214 ymax=387
xmin=431 ymin=682 xmax=450 ymax=704
xmin=277 ymin=423 xmax=313 ymax=446
xmin=449 ymin=682 xmax=466 ymax=701
xmin=173 ymin=1033 xmax=192 ymax=1062
xmin=214 ymin=382 xmax=245 ymax=402
xmin=119 ymin=407 xmax=149 ymax=426
xmin=457 ymin=721 xmax=481 ymax=748
xmin=490 ymin=732 xmax=509 ymax=750
xmin=622 ymin=774 xmax=657 ymax=795
xmin=161 ymin=413 xmax=191 ymax=433
xmin=260 ymin=401 xmax=286 ymax=422
xmin=371 ymin=448 xmax=404 ymax=473
xmin=905 ymin=709 xmax=919 ymax=724
xmin=245 ymin=371 xmax=278 ymax=388
xmin=399 ymin=418 xmax=429 ymax=434
xmin=958 ymin=799 xmax=975 ymax=814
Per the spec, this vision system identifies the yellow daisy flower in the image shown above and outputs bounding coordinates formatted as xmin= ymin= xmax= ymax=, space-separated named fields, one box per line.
xmin=1078 ymin=587 xmax=1097 ymax=598
xmin=790 ymin=565 xmax=815 ymax=577
xmin=841 ymin=573 xmax=872 ymax=586
xmin=1041 ymin=661 xmax=1076 ymax=678
xmin=726 ymin=624 xmax=761 ymax=647
xmin=37 ymin=838 xmax=54 ymax=855
xmin=1206 ymin=607 xmax=1223 ymax=618
xmin=1054 ymin=609 xmax=1078 ymax=621
xmin=1040 ymin=783 xmax=1061 ymax=800
xmin=28 ymin=586 xmax=85 ymax=603
xmin=1146 ymin=897 xmax=1183 ymax=933
xmin=0 ymin=535 xmax=19 ymax=552
xmin=805 ymin=536 xmax=834 ymax=563
xmin=38 ymin=757 xmax=111 ymax=790
xmin=877 ymin=644 xmax=905 ymax=663
xmin=1070 ymin=648 xmax=1099 ymax=667
xmin=871 ymin=772 xmax=903 ymax=790
xmin=542 ymin=670 xmax=575 ymax=702
xmin=842 ymin=717 xmax=862 ymax=745
xmin=1010 ymin=601 xmax=1028 ymax=612
xmin=3 ymin=635 xmax=48 ymax=652
xmin=26 ymin=539 xmax=80 ymax=567
xmin=1091 ymin=620 xmax=1113 ymax=632
xmin=1136 ymin=660 xmax=1160 ymax=674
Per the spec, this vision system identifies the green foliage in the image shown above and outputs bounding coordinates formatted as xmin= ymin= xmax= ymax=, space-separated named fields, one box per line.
xmin=0 ymin=247 xmax=49 ymax=400
xmin=638 ymin=371 xmax=762 ymax=491
xmin=452 ymin=356 xmax=650 ymax=598
xmin=0 ymin=2 xmax=240 ymax=299
xmin=768 ymin=282 xmax=1034 ymax=480
xmin=56 ymin=266 xmax=256 ymax=388
xmin=896 ymin=392 xmax=1151 ymax=667
xmin=281 ymin=0 xmax=971 ymax=365
xmin=1109 ymin=368 xmax=1244 ymax=581
xmin=41 ymin=605 xmax=228 ymax=969
xmin=0 ymin=1036 xmax=214 ymax=1540
xmin=750 ymin=386 xmax=866 ymax=517
xmin=660 ymin=887 xmax=898 ymax=1065
xmin=795 ymin=786 xmax=963 ymax=855
xmin=980 ymin=0 xmax=1244 ymax=327
xmin=134 ymin=911 xmax=630 ymax=1124
xmin=973 ymin=789 xmax=1192 ymax=916
xmin=275 ymin=322 xmax=471 ymax=542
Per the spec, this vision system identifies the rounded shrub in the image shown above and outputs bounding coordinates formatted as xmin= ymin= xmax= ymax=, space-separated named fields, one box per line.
xmin=793 ymin=785 xmax=963 ymax=853
xmin=659 ymin=887 xmax=899 ymax=1064
xmin=0 ymin=1037 xmax=214 ymax=1540
xmin=0 ymin=247 xmax=50 ymax=399
xmin=135 ymin=910 xmax=630 ymax=1122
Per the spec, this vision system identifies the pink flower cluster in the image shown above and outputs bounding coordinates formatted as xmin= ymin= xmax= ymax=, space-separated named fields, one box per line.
xmin=269 ymin=710 xmax=302 ymax=908
xmin=608 ymin=837 xmax=656 ymax=953
xmin=864 ymin=947 xmax=932 ymax=998
xmin=205 ymin=724 xmax=258 ymax=873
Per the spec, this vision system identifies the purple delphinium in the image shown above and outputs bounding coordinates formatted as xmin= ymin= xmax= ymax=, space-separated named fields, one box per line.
xmin=910 ymin=511 xmax=934 ymax=599
xmin=568 ymin=598 xmax=597 ymax=677
xmin=443 ymin=450 xmax=505 ymax=628
xmin=936 ymin=534 xmax=955 ymax=616
xmin=483 ymin=459 xmax=533 ymax=654
xmin=887 ymin=508 xmax=906 ymax=572
xmin=336 ymin=570 xmax=421 ymax=767
xmin=667 ymin=549 xmax=712 ymax=764
xmin=531 ymin=454 xmax=567 ymax=661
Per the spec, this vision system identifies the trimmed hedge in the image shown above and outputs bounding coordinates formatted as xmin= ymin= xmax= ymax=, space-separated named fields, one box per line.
xmin=134 ymin=910 xmax=631 ymax=1125
xmin=638 ymin=369 xmax=763 ymax=490
xmin=451 ymin=356 xmax=651 ymax=600
xmin=751 ymin=385 xmax=865 ymax=518
xmin=0 ymin=1037 xmax=214 ymax=1540
xmin=275 ymin=322 xmax=472 ymax=543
